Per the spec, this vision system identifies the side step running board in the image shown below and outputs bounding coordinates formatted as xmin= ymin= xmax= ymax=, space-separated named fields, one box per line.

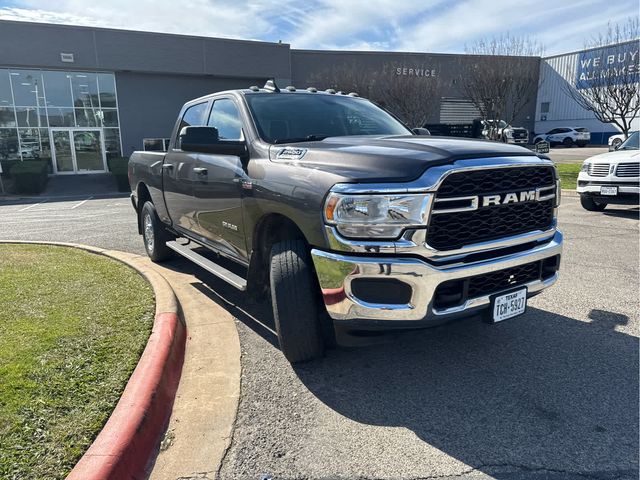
xmin=166 ymin=241 xmax=247 ymax=291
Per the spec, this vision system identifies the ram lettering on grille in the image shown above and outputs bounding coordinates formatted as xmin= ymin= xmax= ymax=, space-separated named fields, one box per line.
xmin=427 ymin=166 xmax=556 ymax=251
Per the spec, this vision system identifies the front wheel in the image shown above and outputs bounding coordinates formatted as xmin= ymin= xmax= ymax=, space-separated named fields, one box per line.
xmin=269 ymin=239 xmax=325 ymax=363
xmin=580 ymin=195 xmax=606 ymax=212
xmin=563 ymin=137 xmax=573 ymax=147
xmin=141 ymin=201 xmax=174 ymax=262
xmin=612 ymin=138 xmax=622 ymax=150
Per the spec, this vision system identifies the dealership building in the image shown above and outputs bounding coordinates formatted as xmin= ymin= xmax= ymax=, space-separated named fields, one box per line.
xmin=0 ymin=19 xmax=636 ymax=176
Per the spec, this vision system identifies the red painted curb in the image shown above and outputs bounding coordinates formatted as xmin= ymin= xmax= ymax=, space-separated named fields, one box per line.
xmin=67 ymin=311 xmax=186 ymax=480
xmin=322 ymin=286 xmax=346 ymax=305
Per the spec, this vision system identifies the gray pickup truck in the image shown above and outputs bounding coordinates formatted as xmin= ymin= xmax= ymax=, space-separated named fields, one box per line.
xmin=128 ymin=80 xmax=563 ymax=363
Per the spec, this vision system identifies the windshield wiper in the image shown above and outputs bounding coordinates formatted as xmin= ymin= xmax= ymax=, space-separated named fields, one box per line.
xmin=272 ymin=134 xmax=329 ymax=144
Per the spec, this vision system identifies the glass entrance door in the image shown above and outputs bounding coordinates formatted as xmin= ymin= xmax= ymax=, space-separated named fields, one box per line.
xmin=52 ymin=130 xmax=74 ymax=172
xmin=51 ymin=129 xmax=106 ymax=174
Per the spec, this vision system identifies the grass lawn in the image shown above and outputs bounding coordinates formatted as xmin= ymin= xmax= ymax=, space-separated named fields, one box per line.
xmin=555 ymin=163 xmax=581 ymax=190
xmin=0 ymin=244 xmax=154 ymax=479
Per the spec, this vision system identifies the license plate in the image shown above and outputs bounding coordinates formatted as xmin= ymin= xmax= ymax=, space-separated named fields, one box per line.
xmin=491 ymin=288 xmax=527 ymax=323
xmin=600 ymin=186 xmax=618 ymax=196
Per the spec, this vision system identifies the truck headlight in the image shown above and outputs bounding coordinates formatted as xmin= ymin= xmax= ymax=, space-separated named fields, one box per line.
xmin=324 ymin=192 xmax=431 ymax=239
xmin=580 ymin=162 xmax=589 ymax=172
xmin=505 ymin=130 xmax=514 ymax=138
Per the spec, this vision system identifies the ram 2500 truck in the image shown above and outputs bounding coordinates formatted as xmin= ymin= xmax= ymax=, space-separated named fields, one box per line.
xmin=128 ymin=80 xmax=563 ymax=363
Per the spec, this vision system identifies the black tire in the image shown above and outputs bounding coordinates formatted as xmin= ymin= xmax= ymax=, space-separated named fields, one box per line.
xmin=534 ymin=138 xmax=542 ymax=144
xmin=612 ymin=138 xmax=622 ymax=150
xmin=577 ymin=142 xmax=587 ymax=147
xmin=269 ymin=238 xmax=324 ymax=363
xmin=563 ymin=137 xmax=573 ymax=147
xmin=580 ymin=195 xmax=606 ymax=212
xmin=141 ymin=201 xmax=174 ymax=262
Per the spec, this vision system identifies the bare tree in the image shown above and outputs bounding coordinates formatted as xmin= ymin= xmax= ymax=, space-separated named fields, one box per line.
xmin=460 ymin=35 xmax=543 ymax=139
xmin=308 ymin=63 xmax=441 ymax=128
xmin=561 ymin=18 xmax=639 ymax=139
xmin=376 ymin=65 xmax=441 ymax=127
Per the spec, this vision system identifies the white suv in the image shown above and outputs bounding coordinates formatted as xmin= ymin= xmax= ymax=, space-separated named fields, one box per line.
xmin=608 ymin=131 xmax=638 ymax=151
xmin=533 ymin=127 xmax=590 ymax=147
xmin=577 ymin=131 xmax=639 ymax=211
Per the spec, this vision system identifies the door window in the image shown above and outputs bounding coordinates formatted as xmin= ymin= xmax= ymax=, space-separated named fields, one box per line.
xmin=179 ymin=103 xmax=207 ymax=129
xmin=177 ymin=102 xmax=208 ymax=143
xmin=208 ymin=99 xmax=243 ymax=140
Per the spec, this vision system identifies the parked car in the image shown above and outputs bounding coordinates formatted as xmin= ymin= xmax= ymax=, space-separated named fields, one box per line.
xmin=608 ymin=131 xmax=638 ymax=151
xmin=19 ymin=144 xmax=40 ymax=159
xmin=481 ymin=119 xmax=529 ymax=144
xmin=128 ymin=81 xmax=562 ymax=363
xmin=533 ymin=127 xmax=590 ymax=147
xmin=577 ymin=131 xmax=639 ymax=211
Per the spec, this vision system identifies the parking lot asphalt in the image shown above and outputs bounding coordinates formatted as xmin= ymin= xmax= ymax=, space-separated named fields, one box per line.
xmin=1 ymin=195 xmax=638 ymax=480
xmin=547 ymin=146 xmax=608 ymax=164
xmin=0 ymin=194 xmax=144 ymax=254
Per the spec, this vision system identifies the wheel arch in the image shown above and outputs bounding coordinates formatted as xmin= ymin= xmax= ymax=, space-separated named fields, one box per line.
xmin=247 ymin=213 xmax=310 ymax=298
xmin=135 ymin=182 xmax=152 ymax=234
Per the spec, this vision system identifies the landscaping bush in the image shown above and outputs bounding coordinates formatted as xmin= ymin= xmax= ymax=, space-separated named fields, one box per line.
xmin=0 ymin=158 xmax=20 ymax=179
xmin=10 ymin=159 xmax=49 ymax=194
xmin=107 ymin=156 xmax=130 ymax=192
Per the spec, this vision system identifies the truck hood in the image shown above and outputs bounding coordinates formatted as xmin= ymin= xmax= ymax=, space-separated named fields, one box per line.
xmin=585 ymin=149 xmax=640 ymax=164
xmin=268 ymin=135 xmax=539 ymax=182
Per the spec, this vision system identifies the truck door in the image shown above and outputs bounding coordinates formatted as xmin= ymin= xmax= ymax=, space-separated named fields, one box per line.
xmin=192 ymin=97 xmax=249 ymax=262
xmin=162 ymin=101 xmax=210 ymax=233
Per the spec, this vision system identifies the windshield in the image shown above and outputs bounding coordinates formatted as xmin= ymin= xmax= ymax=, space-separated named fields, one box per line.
xmin=245 ymin=93 xmax=411 ymax=143
xmin=619 ymin=131 xmax=639 ymax=150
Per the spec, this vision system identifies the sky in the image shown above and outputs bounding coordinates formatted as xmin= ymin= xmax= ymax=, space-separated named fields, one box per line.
xmin=0 ymin=0 xmax=637 ymax=55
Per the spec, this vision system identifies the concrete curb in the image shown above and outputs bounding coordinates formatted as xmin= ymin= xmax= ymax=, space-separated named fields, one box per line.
xmin=561 ymin=189 xmax=578 ymax=197
xmin=0 ymin=241 xmax=186 ymax=480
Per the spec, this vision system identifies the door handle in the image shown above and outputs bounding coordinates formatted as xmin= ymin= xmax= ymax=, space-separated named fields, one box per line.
xmin=161 ymin=163 xmax=174 ymax=169
xmin=193 ymin=167 xmax=208 ymax=174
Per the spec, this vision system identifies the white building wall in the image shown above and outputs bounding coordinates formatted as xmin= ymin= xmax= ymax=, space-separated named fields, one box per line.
xmin=535 ymin=44 xmax=640 ymax=144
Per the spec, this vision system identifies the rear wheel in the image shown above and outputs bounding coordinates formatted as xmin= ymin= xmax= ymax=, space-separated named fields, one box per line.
xmin=141 ymin=201 xmax=174 ymax=262
xmin=563 ymin=137 xmax=573 ymax=147
xmin=269 ymin=238 xmax=325 ymax=363
xmin=580 ymin=194 xmax=606 ymax=212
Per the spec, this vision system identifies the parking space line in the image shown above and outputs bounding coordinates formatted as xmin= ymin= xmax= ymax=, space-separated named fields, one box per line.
xmin=19 ymin=200 xmax=48 ymax=212
xmin=70 ymin=196 xmax=93 ymax=209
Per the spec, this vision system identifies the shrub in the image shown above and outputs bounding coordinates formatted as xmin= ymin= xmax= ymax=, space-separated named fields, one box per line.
xmin=107 ymin=157 xmax=130 ymax=192
xmin=10 ymin=160 xmax=49 ymax=194
xmin=0 ymin=159 xmax=20 ymax=179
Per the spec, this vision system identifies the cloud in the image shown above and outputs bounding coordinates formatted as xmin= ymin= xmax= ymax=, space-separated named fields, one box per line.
xmin=0 ymin=1 xmax=288 ymax=41
xmin=1 ymin=0 xmax=638 ymax=54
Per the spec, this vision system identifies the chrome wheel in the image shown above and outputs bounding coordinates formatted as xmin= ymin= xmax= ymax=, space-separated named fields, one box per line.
xmin=143 ymin=212 xmax=155 ymax=253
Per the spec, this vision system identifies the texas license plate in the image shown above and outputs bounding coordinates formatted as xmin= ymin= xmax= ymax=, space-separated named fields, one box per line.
xmin=600 ymin=186 xmax=618 ymax=196
xmin=491 ymin=288 xmax=527 ymax=323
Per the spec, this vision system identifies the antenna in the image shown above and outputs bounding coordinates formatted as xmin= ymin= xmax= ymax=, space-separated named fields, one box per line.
xmin=264 ymin=78 xmax=280 ymax=93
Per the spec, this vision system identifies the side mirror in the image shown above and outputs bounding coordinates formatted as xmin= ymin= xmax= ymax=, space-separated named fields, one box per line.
xmin=412 ymin=127 xmax=431 ymax=136
xmin=179 ymin=126 xmax=247 ymax=156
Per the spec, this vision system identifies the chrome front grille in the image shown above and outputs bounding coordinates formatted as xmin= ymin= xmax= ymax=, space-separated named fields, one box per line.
xmin=615 ymin=163 xmax=640 ymax=177
xmin=588 ymin=163 xmax=610 ymax=176
xmin=427 ymin=166 xmax=556 ymax=251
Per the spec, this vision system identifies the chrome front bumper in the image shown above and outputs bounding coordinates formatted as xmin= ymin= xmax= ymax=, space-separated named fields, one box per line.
xmin=311 ymin=231 xmax=563 ymax=326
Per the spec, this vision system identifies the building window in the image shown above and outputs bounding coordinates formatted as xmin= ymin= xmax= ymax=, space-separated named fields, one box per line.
xmin=540 ymin=102 xmax=550 ymax=114
xmin=0 ymin=67 xmax=122 ymax=173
